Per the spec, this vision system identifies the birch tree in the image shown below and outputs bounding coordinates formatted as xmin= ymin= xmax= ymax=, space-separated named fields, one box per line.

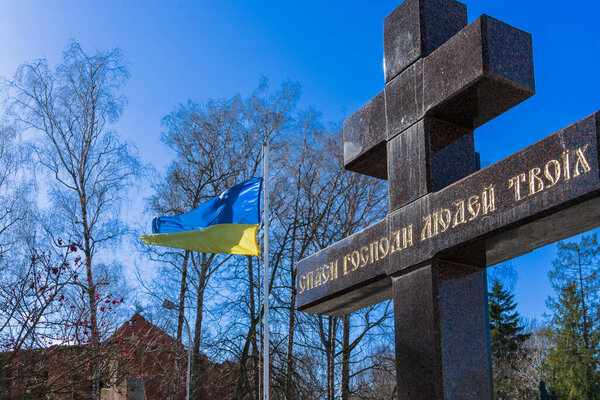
xmin=8 ymin=40 xmax=141 ymax=397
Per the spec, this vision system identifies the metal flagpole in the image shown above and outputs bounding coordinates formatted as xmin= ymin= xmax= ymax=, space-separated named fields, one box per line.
xmin=263 ymin=143 xmax=270 ymax=400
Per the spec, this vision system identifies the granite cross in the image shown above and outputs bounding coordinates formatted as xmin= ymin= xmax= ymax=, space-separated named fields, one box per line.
xmin=295 ymin=0 xmax=600 ymax=398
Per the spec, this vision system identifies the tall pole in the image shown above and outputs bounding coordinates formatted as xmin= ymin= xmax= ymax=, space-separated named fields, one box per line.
xmin=263 ymin=143 xmax=270 ymax=400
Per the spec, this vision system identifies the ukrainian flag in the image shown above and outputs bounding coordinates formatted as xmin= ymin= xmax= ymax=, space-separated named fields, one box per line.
xmin=140 ymin=178 xmax=262 ymax=256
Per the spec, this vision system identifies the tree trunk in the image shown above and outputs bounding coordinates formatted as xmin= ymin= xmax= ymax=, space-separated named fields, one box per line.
xmin=577 ymin=250 xmax=590 ymax=350
xmin=320 ymin=316 xmax=337 ymax=400
xmin=172 ymin=251 xmax=190 ymax=400
xmin=250 ymin=332 xmax=259 ymax=400
xmin=235 ymin=326 xmax=256 ymax=400
xmin=576 ymin=249 xmax=595 ymax=391
xmin=191 ymin=253 xmax=211 ymax=399
xmin=80 ymin=192 xmax=99 ymax=398
xmin=284 ymin=219 xmax=299 ymax=400
xmin=235 ymin=255 xmax=261 ymax=400
xmin=284 ymin=280 xmax=297 ymax=400
xmin=341 ymin=314 xmax=350 ymax=400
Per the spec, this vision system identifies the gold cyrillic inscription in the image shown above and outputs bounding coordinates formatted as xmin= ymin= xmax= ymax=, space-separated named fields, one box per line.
xmin=562 ymin=151 xmax=571 ymax=180
xmin=300 ymin=226 xmax=413 ymax=293
xmin=314 ymin=267 xmax=322 ymax=287
xmin=421 ymin=215 xmax=432 ymax=241
xmin=508 ymin=173 xmax=526 ymax=201
xmin=299 ymin=143 xmax=595 ymax=295
xmin=330 ymin=260 xmax=338 ymax=280
xmin=433 ymin=209 xmax=451 ymax=235
xmin=467 ymin=195 xmax=480 ymax=221
xmin=545 ymin=160 xmax=561 ymax=187
xmin=452 ymin=200 xmax=466 ymax=227
xmin=322 ymin=263 xmax=329 ymax=284
xmin=482 ymin=185 xmax=495 ymax=214
xmin=379 ymin=237 xmax=389 ymax=258
xmin=509 ymin=145 xmax=592 ymax=202
xmin=351 ymin=251 xmax=360 ymax=272
xmin=529 ymin=167 xmax=544 ymax=195
xmin=360 ymin=246 xmax=369 ymax=268
xmin=421 ymin=185 xmax=494 ymax=241
xmin=574 ymin=145 xmax=591 ymax=176
xmin=403 ymin=225 xmax=413 ymax=247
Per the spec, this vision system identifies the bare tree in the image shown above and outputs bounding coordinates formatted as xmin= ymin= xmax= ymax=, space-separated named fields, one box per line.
xmin=147 ymin=96 xmax=247 ymax=399
xmin=350 ymin=346 xmax=396 ymax=400
xmin=490 ymin=322 xmax=550 ymax=400
xmin=142 ymin=79 xmax=293 ymax=399
xmin=8 ymin=40 xmax=142 ymax=397
xmin=0 ymin=236 xmax=129 ymax=399
xmin=141 ymin=78 xmax=392 ymax=400
xmin=0 ymin=121 xmax=32 ymax=270
xmin=262 ymin=110 xmax=388 ymax=400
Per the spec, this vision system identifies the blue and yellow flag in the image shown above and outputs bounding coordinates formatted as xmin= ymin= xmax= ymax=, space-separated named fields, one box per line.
xmin=140 ymin=178 xmax=262 ymax=256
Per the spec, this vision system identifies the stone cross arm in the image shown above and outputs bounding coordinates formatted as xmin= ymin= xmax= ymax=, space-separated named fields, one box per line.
xmin=296 ymin=1 xmax=598 ymax=396
xmin=297 ymin=112 xmax=600 ymax=315
xmin=296 ymin=0 xmax=598 ymax=397
xmin=344 ymin=13 xmax=534 ymax=181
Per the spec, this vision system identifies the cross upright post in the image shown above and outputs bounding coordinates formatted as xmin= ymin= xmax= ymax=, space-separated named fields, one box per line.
xmin=344 ymin=1 xmax=535 ymax=397
xmin=296 ymin=1 xmax=600 ymax=399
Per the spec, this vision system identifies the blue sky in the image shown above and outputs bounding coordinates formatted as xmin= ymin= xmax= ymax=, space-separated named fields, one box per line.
xmin=0 ymin=0 xmax=598 ymax=322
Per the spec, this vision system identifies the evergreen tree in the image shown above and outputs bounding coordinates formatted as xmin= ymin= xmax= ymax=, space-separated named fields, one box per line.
xmin=489 ymin=278 xmax=530 ymax=399
xmin=546 ymin=234 xmax=600 ymax=399
xmin=546 ymin=281 xmax=600 ymax=399
xmin=489 ymin=278 xmax=530 ymax=356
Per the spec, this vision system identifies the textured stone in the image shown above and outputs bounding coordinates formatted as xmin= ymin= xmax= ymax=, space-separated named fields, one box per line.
xmin=296 ymin=219 xmax=389 ymax=315
xmin=343 ymin=91 xmax=387 ymax=179
xmin=392 ymin=262 xmax=491 ymax=399
xmin=297 ymin=112 xmax=600 ymax=313
xmin=388 ymin=112 xmax=600 ymax=274
xmin=297 ymin=0 xmax=597 ymax=398
xmin=383 ymin=0 xmax=468 ymax=83
xmin=424 ymin=15 xmax=535 ymax=129
xmin=387 ymin=118 xmax=477 ymax=211
xmin=345 ymin=13 xmax=534 ymax=184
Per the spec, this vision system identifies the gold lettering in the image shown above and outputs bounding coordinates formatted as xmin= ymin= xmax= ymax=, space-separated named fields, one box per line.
xmin=330 ymin=259 xmax=339 ymax=280
xmin=573 ymin=144 xmax=591 ymax=177
xmin=433 ymin=212 xmax=440 ymax=236
xmin=314 ymin=267 xmax=322 ymax=287
xmin=528 ymin=167 xmax=544 ymax=195
xmin=379 ymin=237 xmax=389 ymax=258
xmin=306 ymin=271 xmax=313 ymax=290
xmin=360 ymin=246 xmax=369 ymax=267
xmin=508 ymin=173 xmax=526 ymax=201
xmin=403 ymin=225 xmax=414 ymax=247
xmin=453 ymin=199 xmax=466 ymax=227
xmin=467 ymin=195 xmax=480 ymax=221
xmin=433 ymin=209 xmax=451 ymax=234
xmin=421 ymin=214 xmax=433 ymax=241
xmin=343 ymin=254 xmax=350 ymax=275
xmin=562 ymin=151 xmax=571 ymax=181
xmin=322 ymin=263 xmax=329 ymax=284
xmin=369 ymin=241 xmax=379 ymax=263
xmin=390 ymin=230 xmax=402 ymax=253
xmin=482 ymin=185 xmax=496 ymax=215
xmin=351 ymin=251 xmax=360 ymax=271
xmin=544 ymin=159 xmax=561 ymax=187
xmin=298 ymin=275 xmax=306 ymax=294
xmin=301 ymin=145 xmax=595 ymax=289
